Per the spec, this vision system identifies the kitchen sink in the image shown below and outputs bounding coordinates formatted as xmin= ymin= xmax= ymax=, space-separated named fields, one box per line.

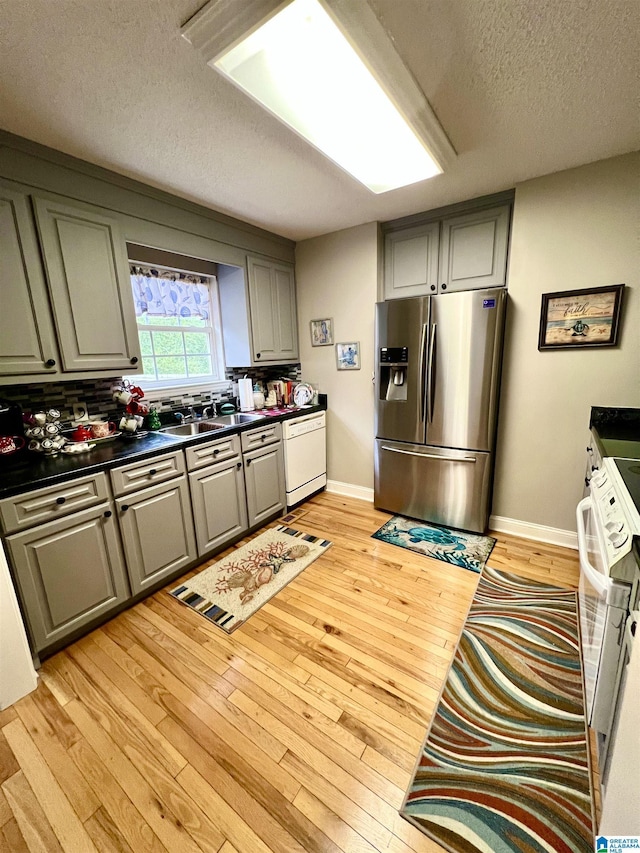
xmin=158 ymin=420 xmax=227 ymax=437
xmin=211 ymin=413 xmax=264 ymax=425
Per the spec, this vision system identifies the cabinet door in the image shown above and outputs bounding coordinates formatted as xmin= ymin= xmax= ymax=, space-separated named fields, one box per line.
xmin=247 ymin=256 xmax=299 ymax=362
xmin=32 ymin=195 xmax=140 ymax=373
xmin=439 ymin=205 xmax=510 ymax=293
xmin=244 ymin=442 xmax=286 ymax=528
xmin=189 ymin=459 xmax=248 ymax=556
xmin=384 ymin=222 xmax=439 ymax=299
xmin=116 ymin=477 xmax=196 ymax=594
xmin=0 ymin=180 xmax=59 ymax=377
xmin=6 ymin=504 xmax=129 ymax=653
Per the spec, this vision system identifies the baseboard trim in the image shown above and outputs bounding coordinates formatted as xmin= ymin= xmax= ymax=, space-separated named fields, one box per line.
xmin=326 ymin=480 xmax=374 ymax=502
xmin=489 ymin=514 xmax=578 ymax=550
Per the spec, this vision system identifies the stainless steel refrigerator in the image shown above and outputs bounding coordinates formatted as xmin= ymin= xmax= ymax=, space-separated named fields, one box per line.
xmin=374 ymin=287 xmax=507 ymax=533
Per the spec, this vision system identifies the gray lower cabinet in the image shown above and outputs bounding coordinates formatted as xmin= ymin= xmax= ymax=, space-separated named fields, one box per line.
xmin=244 ymin=441 xmax=286 ymax=528
xmin=115 ymin=477 xmax=196 ymax=595
xmin=189 ymin=458 xmax=248 ymax=556
xmin=6 ymin=503 xmax=129 ymax=653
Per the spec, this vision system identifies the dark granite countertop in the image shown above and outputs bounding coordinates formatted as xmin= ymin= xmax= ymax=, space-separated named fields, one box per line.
xmin=590 ymin=406 xmax=640 ymax=460
xmin=0 ymin=403 xmax=326 ymax=500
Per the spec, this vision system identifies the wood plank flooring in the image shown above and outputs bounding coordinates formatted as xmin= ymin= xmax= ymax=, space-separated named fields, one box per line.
xmin=1 ymin=492 xmax=596 ymax=852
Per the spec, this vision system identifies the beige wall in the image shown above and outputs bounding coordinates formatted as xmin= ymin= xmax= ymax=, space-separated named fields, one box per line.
xmin=296 ymin=222 xmax=379 ymax=491
xmin=492 ymin=152 xmax=640 ymax=532
xmin=295 ymin=153 xmax=640 ymax=533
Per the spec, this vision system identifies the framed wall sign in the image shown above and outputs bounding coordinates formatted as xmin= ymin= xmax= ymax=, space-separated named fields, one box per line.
xmin=310 ymin=318 xmax=333 ymax=346
xmin=336 ymin=341 xmax=360 ymax=370
xmin=538 ymin=284 xmax=624 ymax=350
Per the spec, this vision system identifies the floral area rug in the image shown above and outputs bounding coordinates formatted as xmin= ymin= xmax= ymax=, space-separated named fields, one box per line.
xmin=169 ymin=525 xmax=331 ymax=633
xmin=372 ymin=515 xmax=495 ymax=573
xmin=401 ymin=566 xmax=594 ymax=853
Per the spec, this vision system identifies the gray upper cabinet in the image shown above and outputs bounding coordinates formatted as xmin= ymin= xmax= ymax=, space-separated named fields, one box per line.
xmin=384 ymin=221 xmax=440 ymax=299
xmin=383 ymin=201 xmax=512 ymax=299
xmin=32 ymin=195 xmax=140 ymax=373
xmin=439 ymin=205 xmax=511 ymax=293
xmin=247 ymin=256 xmax=299 ymax=363
xmin=0 ymin=179 xmax=59 ymax=377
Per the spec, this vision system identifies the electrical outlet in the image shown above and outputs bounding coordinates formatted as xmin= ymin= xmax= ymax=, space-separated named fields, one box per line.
xmin=72 ymin=401 xmax=89 ymax=422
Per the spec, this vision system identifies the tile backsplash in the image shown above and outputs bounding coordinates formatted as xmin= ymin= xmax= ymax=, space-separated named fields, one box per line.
xmin=0 ymin=364 xmax=302 ymax=425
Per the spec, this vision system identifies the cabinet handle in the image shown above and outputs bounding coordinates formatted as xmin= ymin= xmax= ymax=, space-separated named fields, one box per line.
xmin=121 ymin=504 xmax=130 ymax=512
xmin=430 ymin=285 xmax=436 ymax=292
xmin=236 ymin=462 xmax=242 ymax=469
xmin=130 ymin=356 xmax=139 ymax=365
xmin=213 ymin=449 xmax=220 ymax=457
xmin=256 ymin=352 xmax=261 ymax=359
xmin=261 ymin=434 xmax=266 ymax=442
xmin=45 ymin=359 xmax=56 ymax=368
xmin=103 ymin=510 xmax=112 ymax=518
xmin=149 ymin=468 xmax=157 ymax=475
xmin=441 ymin=283 xmax=447 ymax=291
xmin=56 ymin=496 xmax=66 ymax=505
xmin=246 ymin=459 xmax=251 ymax=466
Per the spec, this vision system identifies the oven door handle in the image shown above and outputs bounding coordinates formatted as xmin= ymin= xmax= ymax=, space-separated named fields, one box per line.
xmin=576 ymin=497 xmax=608 ymax=597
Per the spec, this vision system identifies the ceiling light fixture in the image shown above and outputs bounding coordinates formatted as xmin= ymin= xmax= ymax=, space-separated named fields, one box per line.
xmin=181 ymin=0 xmax=456 ymax=193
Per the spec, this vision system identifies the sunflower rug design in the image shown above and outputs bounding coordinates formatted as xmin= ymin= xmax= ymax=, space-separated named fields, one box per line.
xmin=401 ymin=566 xmax=594 ymax=853
xmin=170 ymin=525 xmax=331 ymax=633
xmin=372 ymin=515 xmax=495 ymax=573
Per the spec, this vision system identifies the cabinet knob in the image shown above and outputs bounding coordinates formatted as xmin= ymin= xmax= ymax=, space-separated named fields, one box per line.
xmin=130 ymin=356 xmax=139 ymax=365
xmin=430 ymin=285 xmax=436 ymax=292
xmin=256 ymin=352 xmax=261 ymax=359
xmin=246 ymin=459 xmax=251 ymax=466
xmin=236 ymin=462 xmax=242 ymax=469
xmin=441 ymin=283 xmax=447 ymax=291
xmin=45 ymin=359 xmax=56 ymax=368
xmin=213 ymin=449 xmax=219 ymax=457
xmin=121 ymin=504 xmax=130 ymax=512
xmin=261 ymin=434 xmax=266 ymax=442
xmin=103 ymin=510 xmax=112 ymax=518
xmin=56 ymin=496 xmax=66 ymax=505
xmin=149 ymin=468 xmax=157 ymax=475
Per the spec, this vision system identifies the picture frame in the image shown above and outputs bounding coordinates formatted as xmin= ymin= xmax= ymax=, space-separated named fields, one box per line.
xmin=538 ymin=284 xmax=624 ymax=350
xmin=336 ymin=341 xmax=360 ymax=370
xmin=310 ymin=318 xmax=334 ymax=346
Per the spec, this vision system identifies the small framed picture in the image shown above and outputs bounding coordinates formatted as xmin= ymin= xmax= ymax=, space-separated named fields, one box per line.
xmin=310 ymin=318 xmax=333 ymax=346
xmin=336 ymin=341 xmax=360 ymax=370
xmin=538 ymin=284 xmax=625 ymax=350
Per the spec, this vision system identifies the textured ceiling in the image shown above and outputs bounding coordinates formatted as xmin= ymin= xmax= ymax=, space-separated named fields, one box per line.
xmin=0 ymin=0 xmax=638 ymax=241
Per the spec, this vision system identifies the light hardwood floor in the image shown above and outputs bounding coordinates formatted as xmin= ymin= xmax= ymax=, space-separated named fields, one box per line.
xmin=1 ymin=492 xmax=595 ymax=852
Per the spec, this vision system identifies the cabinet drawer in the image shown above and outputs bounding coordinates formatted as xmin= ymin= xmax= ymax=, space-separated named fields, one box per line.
xmin=0 ymin=472 xmax=109 ymax=534
xmin=110 ymin=450 xmax=184 ymax=497
xmin=241 ymin=422 xmax=282 ymax=453
xmin=185 ymin=434 xmax=241 ymax=472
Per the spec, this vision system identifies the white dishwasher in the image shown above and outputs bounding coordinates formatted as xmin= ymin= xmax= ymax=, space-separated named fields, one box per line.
xmin=283 ymin=411 xmax=327 ymax=507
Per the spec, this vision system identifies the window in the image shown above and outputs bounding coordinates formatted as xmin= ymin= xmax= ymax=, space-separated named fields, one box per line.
xmin=130 ymin=263 xmax=225 ymax=390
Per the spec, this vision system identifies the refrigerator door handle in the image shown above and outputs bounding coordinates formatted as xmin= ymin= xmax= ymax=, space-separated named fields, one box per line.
xmin=427 ymin=323 xmax=437 ymax=423
xmin=419 ymin=322 xmax=428 ymax=422
xmin=381 ymin=446 xmax=477 ymax=463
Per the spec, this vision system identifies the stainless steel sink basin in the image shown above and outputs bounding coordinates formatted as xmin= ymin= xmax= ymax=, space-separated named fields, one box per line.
xmin=158 ymin=420 xmax=227 ymax=437
xmin=211 ymin=413 xmax=264 ymax=425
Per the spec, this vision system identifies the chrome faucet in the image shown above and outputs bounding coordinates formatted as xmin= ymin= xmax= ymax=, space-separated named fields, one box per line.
xmin=203 ymin=396 xmax=218 ymax=419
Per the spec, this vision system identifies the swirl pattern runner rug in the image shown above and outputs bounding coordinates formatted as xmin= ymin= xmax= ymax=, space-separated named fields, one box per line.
xmin=401 ymin=566 xmax=594 ymax=853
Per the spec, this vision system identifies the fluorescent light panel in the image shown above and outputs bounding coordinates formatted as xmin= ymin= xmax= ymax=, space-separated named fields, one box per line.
xmin=213 ymin=0 xmax=442 ymax=193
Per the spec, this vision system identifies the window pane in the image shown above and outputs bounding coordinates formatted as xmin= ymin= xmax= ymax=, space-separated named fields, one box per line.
xmin=136 ymin=315 xmax=149 ymax=326
xmin=187 ymin=356 xmax=212 ymax=376
xmin=150 ymin=316 xmax=180 ymax=327
xmin=141 ymin=357 xmax=157 ymax=381
xmin=179 ymin=316 xmax=207 ymax=328
xmin=152 ymin=331 xmax=185 ymax=356
xmin=184 ymin=332 xmax=211 ymax=355
xmin=138 ymin=330 xmax=153 ymax=356
xmin=156 ymin=356 xmax=187 ymax=378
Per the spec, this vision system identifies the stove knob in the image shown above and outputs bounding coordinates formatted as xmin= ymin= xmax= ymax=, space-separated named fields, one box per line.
xmin=605 ymin=521 xmax=624 ymax=533
xmin=591 ymin=471 xmax=608 ymax=488
xmin=609 ymin=532 xmax=629 ymax=549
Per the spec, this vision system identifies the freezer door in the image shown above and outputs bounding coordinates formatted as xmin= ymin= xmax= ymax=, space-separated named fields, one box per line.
xmin=426 ymin=288 xmax=506 ymax=452
xmin=374 ymin=440 xmax=492 ymax=533
xmin=375 ymin=298 xmax=429 ymax=444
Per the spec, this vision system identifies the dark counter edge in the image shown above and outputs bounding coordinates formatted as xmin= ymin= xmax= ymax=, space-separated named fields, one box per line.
xmin=0 ymin=399 xmax=327 ymax=500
